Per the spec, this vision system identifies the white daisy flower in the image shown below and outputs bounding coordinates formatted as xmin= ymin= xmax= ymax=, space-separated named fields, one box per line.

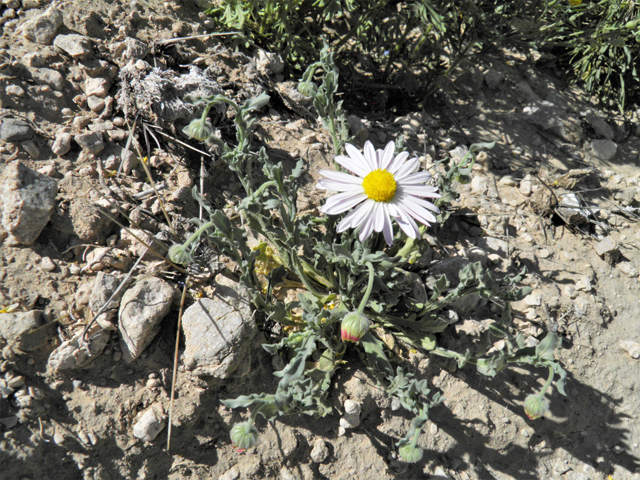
xmin=317 ymin=140 xmax=441 ymax=245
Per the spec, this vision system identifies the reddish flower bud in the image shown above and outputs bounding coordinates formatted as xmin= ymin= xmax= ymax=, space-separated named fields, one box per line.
xmin=524 ymin=394 xmax=549 ymax=420
xmin=341 ymin=312 xmax=370 ymax=342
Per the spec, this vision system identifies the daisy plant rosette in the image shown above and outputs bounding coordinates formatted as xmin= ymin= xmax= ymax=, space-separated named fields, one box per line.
xmin=317 ymin=141 xmax=441 ymax=245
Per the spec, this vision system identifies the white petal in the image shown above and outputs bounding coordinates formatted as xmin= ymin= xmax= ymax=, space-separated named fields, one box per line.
xmin=319 ymin=169 xmax=363 ymax=184
xmin=335 ymin=154 xmax=369 ymax=178
xmin=399 ymin=198 xmax=437 ymax=224
xmin=359 ymin=213 xmax=375 ymax=242
xmin=387 ymin=151 xmax=409 ymax=174
xmin=382 ymin=210 xmax=394 ymax=245
xmin=317 ymin=179 xmax=362 ymax=192
xmin=320 ymin=191 xmax=367 ymax=215
xmin=399 ymin=185 xmax=442 ymax=197
xmin=363 ymin=141 xmax=378 ymax=171
xmin=380 ymin=142 xmax=396 ymax=170
xmin=399 ymin=171 xmax=432 ymax=184
xmin=407 ymin=195 xmax=441 ymax=213
xmin=393 ymin=157 xmax=419 ymax=179
xmin=373 ymin=202 xmax=386 ymax=232
xmin=338 ymin=200 xmax=375 ymax=231
xmin=345 ymin=144 xmax=372 ymax=174
xmin=394 ymin=209 xmax=420 ymax=238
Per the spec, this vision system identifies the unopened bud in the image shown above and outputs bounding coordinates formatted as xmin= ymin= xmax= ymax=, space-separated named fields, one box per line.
xmin=168 ymin=244 xmax=193 ymax=265
xmin=341 ymin=312 xmax=370 ymax=343
xmin=524 ymin=394 xmax=549 ymax=420
xmin=230 ymin=421 xmax=258 ymax=452
xmin=183 ymin=118 xmax=213 ymax=142
xmin=399 ymin=444 xmax=424 ymax=463
xmin=298 ymin=81 xmax=317 ymax=97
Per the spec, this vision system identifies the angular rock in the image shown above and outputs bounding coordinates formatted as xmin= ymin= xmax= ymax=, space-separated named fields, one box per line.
xmin=590 ymin=139 xmax=617 ymax=162
xmin=85 ymin=77 xmax=110 ymax=98
xmin=89 ymin=272 xmax=129 ymax=330
xmin=0 ymin=118 xmax=33 ymax=142
xmin=47 ymin=326 xmax=110 ymax=370
xmin=20 ymin=139 xmax=40 ymax=159
xmin=87 ymin=95 xmax=105 ymax=113
xmin=619 ymin=340 xmax=640 ymax=359
xmin=75 ymin=131 xmax=104 ymax=154
xmin=0 ymin=162 xmax=57 ymax=246
xmin=30 ymin=67 xmax=65 ymax=90
xmin=132 ymin=404 xmax=166 ymax=442
xmin=310 ymin=439 xmax=329 ymax=463
xmin=18 ymin=6 xmax=63 ymax=44
xmin=471 ymin=175 xmax=488 ymax=195
xmin=5 ymin=84 xmax=25 ymax=97
xmin=522 ymin=101 xmax=581 ymax=143
xmin=0 ymin=310 xmax=43 ymax=346
xmin=584 ymin=111 xmax=614 ymax=140
xmin=51 ymin=131 xmax=71 ymax=155
xmin=255 ymin=49 xmax=284 ymax=76
xmin=483 ymin=69 xmax=504 ymax=90
xmin=594 ymin=237 xmax=617 ymax=257
xmin=614 ymin=187 xmax=636 ymax=206
xmin=514 ymin=81 xmax=540 ymax=103
xmin=181 ymin=276 xmax=256 ymax=378
xmin=347 ymin=114 xmax=368 ymax=144
xmin=478 ymin=236 xmax=510 ymax=257
xmin=118 ymin=277 xmax=176 ymax=362
xmin=53 ymin=34 xmax=92 ymax=60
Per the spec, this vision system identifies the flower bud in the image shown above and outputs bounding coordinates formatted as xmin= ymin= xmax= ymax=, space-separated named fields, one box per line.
xmin=230 ymin=421 xmax=258 ymax=452
xmin=341 ymin=312 xmax=370 ymax=343
xmin=399 ymin=444 xmax=424 ymax=463
xmin=168 ymin=244 xmax=193 ymax=265
xmin=183 ymin=118 xmax=213 ymax=142
xmin=524 ymin=394 xmax=549 ymax=420
xmin=298 ymin=81 xmax=317 ymax=97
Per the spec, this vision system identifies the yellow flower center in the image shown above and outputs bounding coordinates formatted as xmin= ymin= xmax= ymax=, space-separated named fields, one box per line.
xmin=362 ymin=169 xmax=397 ymax=202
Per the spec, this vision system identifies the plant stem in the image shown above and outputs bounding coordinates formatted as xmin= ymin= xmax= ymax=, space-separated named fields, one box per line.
xmin=356 ymin=262 xmax=375 ymax=315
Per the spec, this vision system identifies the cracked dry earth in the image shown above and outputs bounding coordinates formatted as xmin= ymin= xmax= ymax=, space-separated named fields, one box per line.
xmin=1 ymin=1 xmax=640 ymax=479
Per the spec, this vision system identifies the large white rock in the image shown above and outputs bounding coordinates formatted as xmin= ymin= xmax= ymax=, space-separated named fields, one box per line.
xmin=118 ymin=277 xmax=176 ymax=362
xmin=181 ymin=275 xmax=256 ymax=378
xmin=0 ymin=161 xmax=57 ymax=246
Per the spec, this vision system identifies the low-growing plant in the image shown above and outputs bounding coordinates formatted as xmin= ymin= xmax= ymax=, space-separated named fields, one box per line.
xmin=175 ymin=67 xmax=567 ymax=462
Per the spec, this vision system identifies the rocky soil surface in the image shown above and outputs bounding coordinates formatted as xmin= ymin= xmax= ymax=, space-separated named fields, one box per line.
xmin=1 ymin=1 xmax=640 ymax=479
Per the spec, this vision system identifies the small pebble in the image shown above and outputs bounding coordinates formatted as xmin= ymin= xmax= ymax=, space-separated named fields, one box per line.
xmin=72 ymin=380 xmax=83 ymax=389
xmin=310 ymin=438 xmax=329 ymax=463
xmin=40 ymin=256 xmax=56 ymax=272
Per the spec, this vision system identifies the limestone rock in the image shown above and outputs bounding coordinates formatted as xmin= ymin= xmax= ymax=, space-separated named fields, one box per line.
xmin=132 ymin=404 xmax=166 ymax=442
xmin=53 ymin=34 xmax=93 ymax=60
xmin=18 ymin=6 xmax=63 ymax=45
xmin=0 ymin=310 xmax=43 ymax=348
xmin=118 ymin=277 xmax=176 ymax=362
xmin=89 ymin=272 xmax=129 ymax=331
xmin=75 ymin=131 xmax=104 ymax=154
xmin=0 ymin=162 xmax=57 ymax=246
xmin=51 ymin=131 xmax=71 ymax=155
xmin=47 ymin=326 xmax=110 ymax=370
xmin=181 ymin=276 xmax=256 ymax=378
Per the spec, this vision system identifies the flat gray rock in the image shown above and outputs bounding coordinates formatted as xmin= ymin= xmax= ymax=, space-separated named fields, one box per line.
xmin=75 ymin=131 xmax=104 ymax=154
xmin=0 ymin=162 xmax=58 ymax=246
xmin=0 ymin=119 xmax=33 ymax=142
xmin=118 ymin=277 xmax=176 ymax=363
xmin=181 ymin=277 xmax=256 ymax=378
xmin=590 ymin=139 xmax=618 ymax=162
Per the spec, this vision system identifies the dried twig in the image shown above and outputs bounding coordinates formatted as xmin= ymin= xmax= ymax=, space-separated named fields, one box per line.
xmin=167 ymin=275 xmax=190 ymax=452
